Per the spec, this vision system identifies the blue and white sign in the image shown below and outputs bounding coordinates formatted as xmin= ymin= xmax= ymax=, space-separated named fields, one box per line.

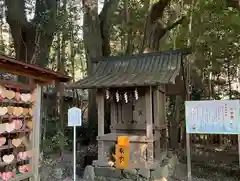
xmin=185 ymin=100 xmax=240 ymax=134
xmin=68 ymin=107 xmax=82 ymax=127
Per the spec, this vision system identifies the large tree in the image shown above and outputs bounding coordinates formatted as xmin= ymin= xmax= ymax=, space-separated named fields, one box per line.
xmin=5 ymin=0 xmax=58 ymax=66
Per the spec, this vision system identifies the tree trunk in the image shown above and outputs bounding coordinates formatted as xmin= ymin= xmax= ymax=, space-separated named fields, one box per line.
xmin=124 ymin=0 xmax=133 ymax=55
xmin=169 ymin=95 xmax=181 ymax=149
xmin=169 ymin=9 xmax=183 ymax=150
xmin=0 ymin=4 xmax=4 ymax=53
xmin=227 ymin=60 xmax=232 ymax=99
xmin=82 ymin=0 xmax=102 ymax=137
xmin=82 ymin=0 xmax=119 ymax=137
xmin=5 ymin=0 xmax=58 ymax=67
xmin=142 ymin=0 xmax=185 ymax=51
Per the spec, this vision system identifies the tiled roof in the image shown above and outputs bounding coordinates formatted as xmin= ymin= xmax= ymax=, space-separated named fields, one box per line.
xmin=70 ymin=50 xmax=186 ymax=89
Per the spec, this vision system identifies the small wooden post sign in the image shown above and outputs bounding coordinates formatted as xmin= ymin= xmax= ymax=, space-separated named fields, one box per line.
xmin=115 ymin=136 xmax=130 ymax=169
xmin=68 ymin=107 xmax=82 ymax=127
xmin=68 ymin=107 xmax=82 ymax=181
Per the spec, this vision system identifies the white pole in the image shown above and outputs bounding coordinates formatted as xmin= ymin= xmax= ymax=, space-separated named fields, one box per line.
xmin=186 ymin=133 xmax=192 ymax=181
xmin=73 ymin=126 xmax=76 ymax=181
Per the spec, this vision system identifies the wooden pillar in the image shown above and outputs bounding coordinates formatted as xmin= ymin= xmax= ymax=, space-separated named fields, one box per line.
xmin=159 ymin=86 xmax=167 ymax=150
xmin=110 ymin=101 xmax=117 ymax=133
xmin=158 ymin=86 xmax=166 ymax=126
xmin=32 ymin=84 xmax=42 ymax=181
xmin=146 ymin=87 xmax=153 ymax=138
xmin=145 ymin=86 xmax=154 ymax=163
xmin=153 ymin=88 xmax=161 ymax=160
xmin=97 ymin=90 xmax=105 ymax=161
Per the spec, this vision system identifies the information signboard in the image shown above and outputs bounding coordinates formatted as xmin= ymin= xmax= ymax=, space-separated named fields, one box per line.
xmin=185 ymin=100 xmax=240 ymax=134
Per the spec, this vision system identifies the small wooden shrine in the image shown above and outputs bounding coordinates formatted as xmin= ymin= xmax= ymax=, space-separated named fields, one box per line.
xmin=0 ymin=54 xmax=71 ymax=180
xmin=70 ymin=50 xmax=189 ymax=169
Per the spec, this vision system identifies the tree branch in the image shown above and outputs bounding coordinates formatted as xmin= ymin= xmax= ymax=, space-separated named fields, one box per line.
xmin=149 ymin=0 xmax=171 ymax=23
xmin=142 ymin=0 xmax=171 ymax=51
xmin=99 ymin=0 xmax=119 ymax=56
xmin=4 ymin=0 xmax=58 ymax=66
xmin=165 ymin=16 xmax=186 ymax=31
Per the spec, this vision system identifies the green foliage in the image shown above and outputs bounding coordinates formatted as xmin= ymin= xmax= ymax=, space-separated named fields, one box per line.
xmin=110 ymin=0 xmax=146 ymax=54
xmin=162 ymin=0 xmax=240 ymax=99
xmin=40 ymin=113 xmax=69 ymax=153
xmin=47 ymin=0 xmax=86 ymax=80
xmin=42 ymin=126 xmax=69 ymax=154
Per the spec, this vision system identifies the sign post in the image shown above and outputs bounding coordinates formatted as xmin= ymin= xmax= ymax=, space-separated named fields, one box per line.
xmin=185 ymin=100 xmax=240 ymax=181
xmin=115 ymin=136 xmax=130 ymax=169
xmin=68 ymin=107 xmax=82 ymax=181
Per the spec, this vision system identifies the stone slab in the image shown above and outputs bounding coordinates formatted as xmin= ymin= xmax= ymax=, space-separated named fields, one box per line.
xmin=83 ymin=165 xmax=95 ymax=181
xmin=94 ymin=167 xmax=123 ymax=179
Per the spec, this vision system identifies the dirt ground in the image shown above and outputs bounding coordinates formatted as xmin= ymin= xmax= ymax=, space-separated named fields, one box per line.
xmin=40 ymin=144 xmax=240 ymax=181
xmin=170 ymin=162 xmax=239 ymax=181
xmin=173 ymin=146 xmax=240 ymax=181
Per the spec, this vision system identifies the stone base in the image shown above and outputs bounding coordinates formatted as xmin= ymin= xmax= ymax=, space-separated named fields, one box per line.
xmin=93 ymin=160 xmax=160 ymax=170
xmin=82 ymin=152 xmax=180 ymax=181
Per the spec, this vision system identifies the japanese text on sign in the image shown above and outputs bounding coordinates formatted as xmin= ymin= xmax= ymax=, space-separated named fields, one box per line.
xmin=185 ymin=100 xmax=240 ymax=134
xmin=115 ymin=145 xmax=129 ymax=169
xmin=115 ymin=136 xmax=130 ymax=169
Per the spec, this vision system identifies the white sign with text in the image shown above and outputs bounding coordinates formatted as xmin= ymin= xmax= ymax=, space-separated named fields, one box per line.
xmin=68 ymin=107 xmax=82 ymax=127
xmin=68 ymin=107 xmax=82 ymax=181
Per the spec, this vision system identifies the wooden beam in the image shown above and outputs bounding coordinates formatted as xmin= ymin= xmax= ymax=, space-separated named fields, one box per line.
xmin=9 ymin=172 xmax=33 ymax=181
xmin=0 ymin=64 xmax=52 ymax=82
xmin=0 ymin=63 xmax=70 ymax=83
xmin=0 ymin=79 xmax=35 ymax=91
xmin=0 ymin=54 xmax=71 ymax=82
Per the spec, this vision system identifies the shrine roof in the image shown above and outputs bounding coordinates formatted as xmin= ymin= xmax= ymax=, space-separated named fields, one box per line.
xmin=0 ymin=54 xmax=71 ymax=83
xmin=69 ymin=49 xmax=190 ymax=89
